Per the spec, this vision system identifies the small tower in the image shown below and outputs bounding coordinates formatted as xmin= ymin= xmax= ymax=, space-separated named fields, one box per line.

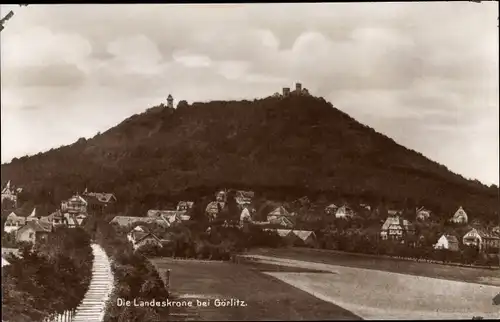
xmin=167 ymin=94 xmax=174 ymax=109
xmin=295 ymin=83 xmax=302 ymax=92
xmin=283 ymin=87 xmax=290 ymax=97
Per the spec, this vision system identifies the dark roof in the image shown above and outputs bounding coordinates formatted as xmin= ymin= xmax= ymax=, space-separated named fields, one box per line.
xmin=20 ymin=220 xmax=52 ymax=233
xmin=83 ymin=192 xmax=116 ymax=203
xmin=110 ymin=216 xmax=168 ymax=227
xmin=135 ymin=232 xmax=162 ymax=244
xmin=444 ymin=234 xmax=459 ymax=244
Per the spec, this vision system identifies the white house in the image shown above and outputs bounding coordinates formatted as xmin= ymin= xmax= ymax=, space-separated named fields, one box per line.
xmin=335 ymin=205 xmax=354 ymax=219
xmin=3 ymin=212 xmax=26 ymax=233
xmin=450 ymin=206 xmax=468 ymax=224
xmin=2 ymin=255 xmax=10 ymax=267
xmin=61 ymin=194 xmax=88 ymax=215
xmin=434 ymin=234 xmax=460 ymax=251
xmin=240 ymin=208 xmax=252 ymax=224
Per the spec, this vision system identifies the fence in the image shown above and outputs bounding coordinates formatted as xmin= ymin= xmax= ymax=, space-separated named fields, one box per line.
xmin=42 ymin=309 xmax=76 ymax=322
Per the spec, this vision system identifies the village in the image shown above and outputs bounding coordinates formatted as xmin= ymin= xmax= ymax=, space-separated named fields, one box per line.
xmin=2 ymin=179 xmax=499 ymax=268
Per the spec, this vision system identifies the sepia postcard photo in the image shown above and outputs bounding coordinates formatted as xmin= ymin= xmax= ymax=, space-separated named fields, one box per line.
xmin=1 ymin=2 xmax=499 ymax=321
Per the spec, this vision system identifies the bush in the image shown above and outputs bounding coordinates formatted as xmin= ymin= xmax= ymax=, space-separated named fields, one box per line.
xmin=2 ymin=227 xmax=93 ymax=322
xmin=89 ymin=217 xmax=169 ymax=322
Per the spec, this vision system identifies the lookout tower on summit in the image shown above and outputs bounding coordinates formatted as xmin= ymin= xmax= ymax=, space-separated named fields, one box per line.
xmin=167 ymin=94 xmax=174 ymax=108
xmin=278 ymin=83 xmax=310 ymax=97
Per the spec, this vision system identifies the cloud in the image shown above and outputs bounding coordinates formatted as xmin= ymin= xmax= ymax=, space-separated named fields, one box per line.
xmin=0 ymin=26 xmax=92 ymax=69
xmin=173 ymin=52 xmax=212 ymax=68
xmin=2 ymin=64 xmax=86 ymax=88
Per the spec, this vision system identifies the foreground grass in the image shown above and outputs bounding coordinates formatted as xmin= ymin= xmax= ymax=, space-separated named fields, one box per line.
xmin=246 ymin=247 xmax=500 ymax=286
xmin=150 ymin=257 xmax=361 ymax=321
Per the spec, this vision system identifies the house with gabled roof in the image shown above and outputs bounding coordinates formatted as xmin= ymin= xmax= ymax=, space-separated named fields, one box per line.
xmin=131 ymin=231 xmax=163 ymax=251
xmin=2 ymin=255 xmax=10 ymax=267
xmin=450 ymin=206 xmax=468 ymax=224
xmin=335 ymin=205 xmax=355 ymax=219
xmin=380 ymin=216 xmax=415 ymax=241
xmin=240 ymin=207 xmax=252 ymax=224
xmin=416 ymin=206 xmax=431 ymax=221
xmin=434 ymin=234 xmax=460 ymax=251
xmin=40 ymin=210 xmax=84 ymax=228
xmin=263 ymin=228 xmax=316 ymax=247
xmin=82 ymin=189 xmax=117 ymax=213
xmin=268 ymin=206 xmax=290 ymax=218
xmin=127 ymin=225 xmax=149 ymax=244
xmin=462 ymin=228 xmax=500 ymax=252
xmin=40 ymin=210 xmax=64 ymax=227
xmin=293 ymin=230 xmax=317 ymax=247
xmin=147 ymin=209 xmax=190 ymax=225
xmin=61 ymin=194 xmax=88 ymax=215
xmin=267 ymin=206 xmax=294 ymax=228
xmin=4 ymin=211 xmax=26 ymax=233
xmin=16 ymin=220 xmax=52 ymax=244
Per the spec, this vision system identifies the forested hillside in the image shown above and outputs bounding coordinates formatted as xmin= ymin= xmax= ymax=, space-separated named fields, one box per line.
xmin=2 ymin=95 xmax=498 ymax=222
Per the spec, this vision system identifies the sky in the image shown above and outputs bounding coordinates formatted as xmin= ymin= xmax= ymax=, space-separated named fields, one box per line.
xmin=1 ymin=3 xmax=498 ymax=185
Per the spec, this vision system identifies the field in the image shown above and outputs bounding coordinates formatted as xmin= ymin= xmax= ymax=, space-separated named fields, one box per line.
xmin=238 ymin=252 xmax=500 ymax=320
xmin=246 ymin=247 xmax=500 ymax=286
xmin=150 ymin=258 xmax=361 ymax=321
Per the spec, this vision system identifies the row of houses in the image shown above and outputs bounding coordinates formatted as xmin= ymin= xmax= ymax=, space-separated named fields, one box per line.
xmin=324 ymin=203 xmax=469 ymax=224
xmin=61 ymin=189 xmax=117 ymax=215
xmin=4 ymin=207 xmax=87 ymax=245
xmin=435 ymin=228 xmax=500 ymax=252
xmin=2 ymin=184 xmax=117 ymax=246
xmin=109 ymin=200 xmax=196 ymax=229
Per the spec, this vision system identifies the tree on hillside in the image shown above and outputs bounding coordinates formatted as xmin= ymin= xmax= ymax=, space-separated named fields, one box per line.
xmin=224 ymin=190 xmax=240 ymax=223
xmin=1 ymin=198 xmax=16 ymax=211
xmin=188 ymin=197 xmax=210 ymax=225
xmin=177 ymin=100 xmax=189 ymax=109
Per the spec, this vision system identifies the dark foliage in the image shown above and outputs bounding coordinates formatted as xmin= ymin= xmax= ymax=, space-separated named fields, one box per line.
xmin=2 ymin=228 xmax=93 ymax=322
xmin=319 ymin=229 xmax=499 ymax=267
xmin=86 ymin=216 xmax=169 ymax=322
xmin=1 ymin=96 xmax=497 ymax=222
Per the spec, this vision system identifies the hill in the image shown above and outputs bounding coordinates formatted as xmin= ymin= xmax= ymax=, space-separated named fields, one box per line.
xmin=1 ymin=95 xmax=498 ymax=222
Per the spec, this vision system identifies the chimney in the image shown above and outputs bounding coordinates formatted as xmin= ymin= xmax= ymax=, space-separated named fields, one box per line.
xmin=295 ymin=83 xmax=302 ymax=92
